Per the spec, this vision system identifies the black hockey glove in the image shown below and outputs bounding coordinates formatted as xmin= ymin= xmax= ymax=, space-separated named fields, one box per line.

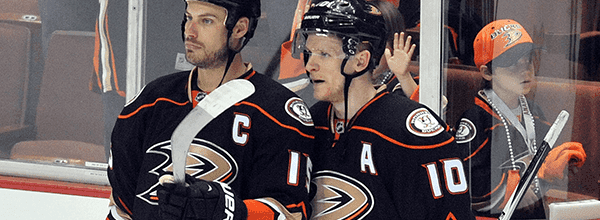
xmin=158 ymin=174 xmax=247 ymax=220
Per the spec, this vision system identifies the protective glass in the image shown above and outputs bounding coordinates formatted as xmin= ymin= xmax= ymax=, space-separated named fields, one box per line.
xmin=291 ymin=28 xmax=354 ymax=61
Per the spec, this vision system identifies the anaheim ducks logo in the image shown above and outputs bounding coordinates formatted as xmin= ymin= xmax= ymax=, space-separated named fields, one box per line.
xmin=406 ymin=108 xmax=444 ymax=137
xmin=311 ymin=170 xmax=374 ymax=219
xmin=490 ymin=24 xmax=524 ymax=48
xmin=286 ymin=97 xmax=314 ymax=126
xmin=455 ymin=118 xmax=476 ymax=143
xmin=137 ymin=139 xmax=238 ymax=205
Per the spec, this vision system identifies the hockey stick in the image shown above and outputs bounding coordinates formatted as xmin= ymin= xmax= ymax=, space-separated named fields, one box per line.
xmin=498 ymin=110 xmax=570 ymax=220
xmin=171 ymin=79 xmax=255 ymax=184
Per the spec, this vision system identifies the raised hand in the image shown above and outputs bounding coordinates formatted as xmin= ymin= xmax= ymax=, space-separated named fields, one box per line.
xmin=384 ymin=32 xmax=416 ymax=81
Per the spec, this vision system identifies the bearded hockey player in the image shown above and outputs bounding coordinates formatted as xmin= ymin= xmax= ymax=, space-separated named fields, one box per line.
xmin=106 ymin=0 xmax=315 ymax=219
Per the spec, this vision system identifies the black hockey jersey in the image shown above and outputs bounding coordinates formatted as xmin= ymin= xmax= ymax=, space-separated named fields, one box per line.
xmin=309 ymin=91 xmax=475 ymax=220
xmin=454 ymin=91 xmax=550 ymax=219
xmin=107 ymin=67 xmax=315 ymax=220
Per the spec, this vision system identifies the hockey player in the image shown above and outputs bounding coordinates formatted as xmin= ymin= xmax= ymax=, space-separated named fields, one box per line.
xmin=106 ymin=0 xmax=315 ymax=219
xmin=455 ymin=19 xmax=587 ymax=218
xmin=291 ymin=0 xmax=475 ymax=218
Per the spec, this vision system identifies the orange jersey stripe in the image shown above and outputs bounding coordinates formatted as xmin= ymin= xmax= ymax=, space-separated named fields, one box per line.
xmin=106 ymin=16 xmax=122 ymax=95
xmin=473 ymin=172 xmax=506 ymax=200
xmin=244 ymin=199 xmax=275 ymax=220
xmin=315 ymin=126 xmax=328 ymax=130
xmin=350 ymin=92 xmax=387 ymax=125
xmin=118 ymin=98 xmax=189 ymax=119
xmin=351 ymin=125 xmax=454 ymax=149
xmin=243 ymin=70 xmax=257 ymax=79
xmin=464 ymin=138 xmax=489 ymax=161
xmin=347 ymin=202 xmax=370 ymax=220
xmin=410 ymin=85 xmax=420 ymax=101
xmin=286 ymin=201 xmax=308 ymax=219
xmin=118 ymin=196 xmax=133 ymax=215
xmin=475 ymin=98 xmax=501 ymax=121
xmin=93 ymin=21 xmax=103 ymax=90
xmin=235 ymin=101 xmax=315 ymax=139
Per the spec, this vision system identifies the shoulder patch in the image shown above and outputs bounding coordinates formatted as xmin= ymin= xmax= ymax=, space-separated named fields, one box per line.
xmin=285 ymin=97 xmax=314 ymax=126
xmin=406 ymin=108 xmax=444 ymax=137
xmin=455 ymin=118 xmax=476 ymax=143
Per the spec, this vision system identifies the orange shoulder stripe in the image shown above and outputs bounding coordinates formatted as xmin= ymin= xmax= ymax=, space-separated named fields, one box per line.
xmin=349 ymin=92 xmax=387 ymax=125
xmin=351 ymin=126 xmax=454 ymax=149
xmin=118 ymin=98 xmax=189 ymax=119
xmin=235 ymin=101 xmax=315 ymax=139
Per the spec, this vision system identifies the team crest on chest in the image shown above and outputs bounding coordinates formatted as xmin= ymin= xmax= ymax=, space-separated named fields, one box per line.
xmin=406 ymin=108 xmax=444 ymax=137
xmin=137 ymin=139 xmax=238 ymax=206
xmin=455 ymin=118 xmax=476 ymax=143
xmin=285 ymin=97 xmax=314 ymax=126
xmin=311 ymin=170 xmax=374 ymax=219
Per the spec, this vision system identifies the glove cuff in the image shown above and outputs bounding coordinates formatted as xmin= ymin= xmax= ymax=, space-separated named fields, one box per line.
xmin=214 ymin=182 xmax=247 ymax=220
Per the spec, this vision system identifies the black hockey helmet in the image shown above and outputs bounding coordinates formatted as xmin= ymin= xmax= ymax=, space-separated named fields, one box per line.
xmin=291 ymin=0 xmax=388 ymax=69
xmin=182 ymin=0 xmax=260 ymax=42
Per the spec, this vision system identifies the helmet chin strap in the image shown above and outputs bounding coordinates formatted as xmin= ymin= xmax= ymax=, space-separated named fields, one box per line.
xmin=339 ymin=57 xmax=369 ymax=130
xmin=217 ymin=30 xmax=251 ymax=87
xmin=217 ymin=31 xmax=237 ymax=87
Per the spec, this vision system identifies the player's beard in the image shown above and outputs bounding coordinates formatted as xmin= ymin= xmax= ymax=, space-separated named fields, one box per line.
xmin=186 ymin=42 xmax=229 ymax=69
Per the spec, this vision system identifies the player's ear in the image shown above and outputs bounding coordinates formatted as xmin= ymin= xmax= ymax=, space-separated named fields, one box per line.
xmin=353 ymin=49 xmax=371 ymax=73
xmin=232 ymin=17 xmax=249 ymax=40
xmin=480 ymin=65 xmax=492 ymax=81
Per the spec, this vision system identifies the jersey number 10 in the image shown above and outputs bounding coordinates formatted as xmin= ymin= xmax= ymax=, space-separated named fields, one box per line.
xmin=423 ymin=158 xmax=468 ymax=199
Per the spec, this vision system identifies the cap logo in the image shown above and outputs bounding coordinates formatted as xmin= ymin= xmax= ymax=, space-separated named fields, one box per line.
xmin=490 ymin=24 xmax=523 ymax=48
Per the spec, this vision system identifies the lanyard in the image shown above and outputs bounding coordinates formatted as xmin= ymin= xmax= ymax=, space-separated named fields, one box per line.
xmin=484 ymin=89 xmax=536 ymax=153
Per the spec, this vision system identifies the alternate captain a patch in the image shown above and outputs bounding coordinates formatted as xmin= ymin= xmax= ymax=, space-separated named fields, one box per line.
xmin=285 ymin=97 xmax=314 ymax=126
xmin=406 ymin=108 xmax=444 ymax=137
xmin=455 ymin=118 xmax=476 ymax=143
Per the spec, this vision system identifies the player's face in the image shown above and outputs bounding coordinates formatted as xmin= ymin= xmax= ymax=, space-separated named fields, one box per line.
xmin=304 ymin=34 xmax=348 ymax=103
xmin=184 ymin=1 xmax=229 ymax=69
xmin=491 ymin=54 xmax=536 ymax=97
